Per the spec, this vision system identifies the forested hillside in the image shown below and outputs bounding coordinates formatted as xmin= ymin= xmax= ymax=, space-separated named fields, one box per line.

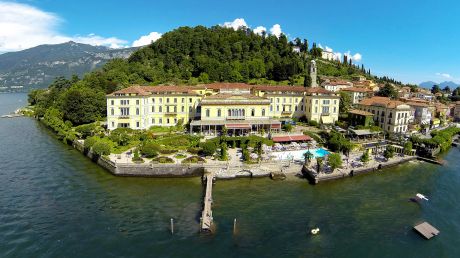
xmin=28 ymin=25 xmax=374 ymax=130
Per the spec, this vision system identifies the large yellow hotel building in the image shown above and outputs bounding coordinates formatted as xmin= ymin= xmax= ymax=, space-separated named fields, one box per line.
xmin=106 ymin=82 xmax=340 ymax=134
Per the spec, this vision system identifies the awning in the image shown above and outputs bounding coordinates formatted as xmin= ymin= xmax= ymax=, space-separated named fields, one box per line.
xmin=272 ymin=135 xmax=312 ymax=142
xmin=271 ymin=123 xmax=281 ymax=129
xmin=225 ymin=124 xmax=251 ymax=129
xmin=321 ymin=116 xmax=334 ymax=124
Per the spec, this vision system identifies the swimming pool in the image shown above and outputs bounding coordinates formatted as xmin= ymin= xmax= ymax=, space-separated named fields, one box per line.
xmin=270 ymin=148 xmax=330 ymax=161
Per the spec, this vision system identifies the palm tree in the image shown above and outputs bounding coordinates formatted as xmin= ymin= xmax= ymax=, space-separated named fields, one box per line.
xmin=304 ymin=151 xmax=314 ymax=165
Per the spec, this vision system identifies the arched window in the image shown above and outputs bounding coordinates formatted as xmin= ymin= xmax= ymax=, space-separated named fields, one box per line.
xmin=262 ymin=109 xmax=265 ymax=116
xmin=251 ymin=109 xmax=255 ymax=116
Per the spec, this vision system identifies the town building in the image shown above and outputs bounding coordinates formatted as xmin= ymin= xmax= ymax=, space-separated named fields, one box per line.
xmin=321 ymin=80 xmax=353 ymax=92
xmin=341 ymin=87 xmax=374 ymax=104
xmin=405 ymin=101 xmax=432 ymax=126
xmin=106 ymin=82 xmax=340 ymax=133
xmin=321 ymin=50 xmax=334 ymax=60
xmin=454 ymin=101 xmax=460 ymax=122
xmin=348 ymin=109 xmax=374 ymax=127
xmin=356 ymin=97 xmax=413 ymax=134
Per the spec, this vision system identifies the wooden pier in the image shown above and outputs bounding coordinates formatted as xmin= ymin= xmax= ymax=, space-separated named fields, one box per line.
xmin=413 ymin=222 xmax=440 ymax=240
xmin=200 ymin=172 xmax=214 ymax=232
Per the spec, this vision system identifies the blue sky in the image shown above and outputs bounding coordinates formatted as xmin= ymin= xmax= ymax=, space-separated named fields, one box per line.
xmin=1 ymin=0 xmax=459 ymax=85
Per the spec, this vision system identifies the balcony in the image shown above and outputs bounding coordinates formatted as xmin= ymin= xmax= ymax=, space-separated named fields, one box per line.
xmin=226 ymin=116 xmax=245 ymax=120
xmin=281 ymin=110 xmax=292 ymax=115
xmin=165 ymin=111 xmax=177 ymax=115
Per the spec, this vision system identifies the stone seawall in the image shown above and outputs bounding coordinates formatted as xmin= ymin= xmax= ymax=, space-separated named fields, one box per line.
xmin=72 ymin=140 xmax=204 ymax=177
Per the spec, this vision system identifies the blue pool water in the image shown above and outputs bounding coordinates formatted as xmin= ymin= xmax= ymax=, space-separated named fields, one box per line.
xmin=271 ymin=148 xmax=330 ymax=161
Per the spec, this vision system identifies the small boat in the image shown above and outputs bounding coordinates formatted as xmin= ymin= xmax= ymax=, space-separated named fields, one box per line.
xmin=311 ymin=227 xmax=320 ymax=235
xmin=416 ymin=193 xmax=429 ymax=201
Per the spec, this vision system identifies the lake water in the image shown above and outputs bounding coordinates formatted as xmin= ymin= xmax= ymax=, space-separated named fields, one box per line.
xmin=1 ymin=93 xmax=460 ymax=257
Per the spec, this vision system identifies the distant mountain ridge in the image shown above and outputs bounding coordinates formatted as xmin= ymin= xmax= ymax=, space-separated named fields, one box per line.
xmin=0 ymin=42 xmax=137 ymax=91
xmin=419 ymin=80 xmax=460 ymax=89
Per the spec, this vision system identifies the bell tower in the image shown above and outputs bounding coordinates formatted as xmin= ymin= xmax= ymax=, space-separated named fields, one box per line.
xmin=310 ymin=60 xmax=317 ymax=87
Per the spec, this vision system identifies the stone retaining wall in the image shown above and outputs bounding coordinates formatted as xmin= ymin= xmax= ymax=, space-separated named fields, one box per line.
xmin=72 ymin=139 xmax=204 ymax=177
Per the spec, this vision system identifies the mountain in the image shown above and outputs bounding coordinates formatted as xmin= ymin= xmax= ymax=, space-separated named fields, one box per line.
xmin=419 ymin=81 xmax=460 ymax=89
xmin=0 ymin=41 xmax=137 ymax=92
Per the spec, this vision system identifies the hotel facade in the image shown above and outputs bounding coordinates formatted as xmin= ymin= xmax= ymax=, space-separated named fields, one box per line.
xmin=106 ymin=83 xmax=340 ymax=134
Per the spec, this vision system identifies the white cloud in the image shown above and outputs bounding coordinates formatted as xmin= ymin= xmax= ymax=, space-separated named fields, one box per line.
xmin=436 ymin=72 xmax=451 ymax=79
xmin=0 ymin=1 xmax=128 ymax=52
xmin=222 ymin=18 xmax=248 ymax=30
xmin=132 ymin=32 xmax=162 ymax=47
xmin=352 ymin=53 xmax=362 ymax=62
xmin=269 ymin=24 xmax=282 ymax=38
xmin=253 ymin=26 xmax=266 ymax=35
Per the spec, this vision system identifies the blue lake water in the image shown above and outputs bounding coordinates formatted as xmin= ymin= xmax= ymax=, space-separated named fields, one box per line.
xmin=1 ymin=93 xmax=460 ymax=257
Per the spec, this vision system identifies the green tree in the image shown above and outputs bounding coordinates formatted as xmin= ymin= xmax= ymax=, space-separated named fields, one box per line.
xmin=92 ymin=139 xmax=113 ymax=156
xmin=304 ymin=151 xmax=314 ymax=165
xmin=431 ymin=85 xmax=441 ymax=94
xmin=403 ymin=141 xmax=413 ymax=156
xmin=383 ymin=146 xmax=395 ymax=160
xmin=328 ymin=153 xmax=342 ymax=172
xmin=283 ymin=123 xmax=293 ymax=132
xmin=377 ymin=83 xmax=398 ymax=98
xmin=201 ymin=141 xmax=217 ymax=156
xmin=140 ymin=142 xmax=161 ymax=158
xmin=360 ymin=150 xmax=370 ymax=164
xmin=220 ymin=142 xmax=228 ymax=161
xmin=339 ymin=91 xmax=352 ymax=114
xmin=60 ymin=87 xmax=106 ymax=125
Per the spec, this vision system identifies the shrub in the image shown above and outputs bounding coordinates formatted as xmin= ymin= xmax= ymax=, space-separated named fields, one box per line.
xmin=84 ymin=136 xmax=100 ymax=149
xmin=159 ymin=148 xmax=178 ymax=154
xmin=201 ymin=141 xmax=217 ymax=156
xmin=283 ymin=123 xmax=293 ymax=132
xmin=175 ymin=153 xmax=187 ymax=159
xmin=328 ymin=153 xmax=342 ymax=172
xmin=187 ymin=147 xmax=201 ymax=154
xmin=308 ymin=120 xmax=319 ymax=127
xmin=151 ymin=156 xmax=174 ymax=163
xmin=182 ymin=156 xmax=206 ymax=164
xmin=360 ymin=151 xmax=370 ymax=164
xmin=140 ymin=142 xmax=161 ymax=158
xmin=132 ymin=149 xmax=144 ymax=163
xmin=92 ymin=139 xmax=113 ymax=156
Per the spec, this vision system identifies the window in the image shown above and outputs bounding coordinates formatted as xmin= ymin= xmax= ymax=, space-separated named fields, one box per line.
xmin=136 ymin=122 xmax=140 ymax=127
xmin=181 ymin=106 xmax=185 ymax=112
xmin=315 ymin=107 xmax=318 ymax=113
xmin=111 ymin=108 xmax=114 ymax=115
xmin=110 ymin=100 xmax=114 ymax=105
xmin=136 ymin=100 xmax=139 ymax=105
xmin=166 ymin=98 xmax=169 ymax=103
xmin=174 ymin=118 xmax=177 ymax=124
xmin=167 ymin=118 xmax=170 ymax=124
xmin=159 ymin=118 xmax=162 ymax=124
xmin=189 ymin=106 xmax=192 ymax=112
xmin=189 ymin=98 xmax=192 ymax=103
xmin=295 ymin=106 xmax=298 ymax=111
xmin=334 ymin=100 xmax=337 ymax=104
xmin=206 ymin=109 xmax=210 ymax=117
xmin=152 ymin=98 xmax=155 ymax=103
xmin=173 ymin=106 xmax=177 ymax=112
xmin=159 ymin=106 xmax=162 ymax=112
xmin=174 ymin=98 xmax=177 ymax=103
xmin=120 ymin=107 xmax=129 ymax=116
xmin=315 ymin=100 xmax=318 ymax=104
xmin=262 ymin=109 xmax=266 ymax=116
xmin=270 ymin=106 xmax=273 ymax=112
xmin=323 ymin=100 xmax=330 ymax=105
xmin=333 ymin=107 xmax=337 ymax=113
xmin=277 ymin=106 xmax=279 ymax=112
xmin=121 ymin=100 xmax=129 ymax=105
xmin=136 ymin=108 xmax=139 ymax=115
xmin=251 ymin=109 xmax=255 ymax=116
xmin=152 ymin=106 xmax=155 ymax=112
xmin=283 ymin=98 xmax=286 ymax=103
xmin=159 ymin=98 xmax=163 ymax=103
xmin=217 ymin=109 xmax=221 ymax=117
xmin=322 ymin=106 xmax=330 ymax=114
xmin=152 ymin=118 xmax=155 ymax=124
xmin=277 ymin=98 xmax=280 ymax=103
xmin=181 ymin=98 xmax=185 ymax=103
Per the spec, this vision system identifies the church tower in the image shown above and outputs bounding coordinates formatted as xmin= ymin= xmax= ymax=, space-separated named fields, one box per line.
xmin=310 ymin=60 xmax=317 ymax=87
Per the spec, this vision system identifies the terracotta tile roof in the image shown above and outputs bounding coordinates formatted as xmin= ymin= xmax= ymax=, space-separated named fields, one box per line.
xmin=204 ymin=93 xmax=266 ymax=100
xmin=341 ymin=87 xmax=373 ymax=93
xmin=305 ymin=87 xmax=335 ymax=94
xmin=348 ymin=109 xmax=374 ymax=116
xmin=203 ymin=83 xmax=252 ymax=89
xmin=272 ymin=135 xmax=311 ymax=142
xmin=322 ymin=81 xmax=352 ymax=86
xmin=253 ymin=85 xmax=307 ymax=92
xmin=405 ymin=101 xmax=429 ymax=107
xmin=109 ymin=85 xmax=150 ymax=96
xmin=358 ymin=96 xmax=409 ymax=109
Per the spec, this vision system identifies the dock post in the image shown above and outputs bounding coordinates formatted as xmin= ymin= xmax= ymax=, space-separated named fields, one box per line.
xmin=170 ymin=218 xmax=174 ymax=234
xmin=233 ymin=218 xmax=237 ymax=235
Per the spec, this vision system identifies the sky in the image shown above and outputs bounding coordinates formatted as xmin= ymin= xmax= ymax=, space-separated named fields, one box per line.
xmin=1 ymin=0 xmax=459 ymax=85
